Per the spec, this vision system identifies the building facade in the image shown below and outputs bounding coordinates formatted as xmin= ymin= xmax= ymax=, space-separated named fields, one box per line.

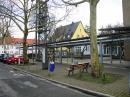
xmin=53 ymin=21 xmax=90 ymax=57
xmin=0 ymin=37 xmax=35 ymax=56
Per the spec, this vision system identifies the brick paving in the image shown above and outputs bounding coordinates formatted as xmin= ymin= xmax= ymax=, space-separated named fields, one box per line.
xmin=13 ymin=59 xmax=130 ymax=97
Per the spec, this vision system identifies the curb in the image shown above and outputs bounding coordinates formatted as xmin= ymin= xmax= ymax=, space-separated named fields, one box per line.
xmin=10 ymin=65 xmax=115 ymax=97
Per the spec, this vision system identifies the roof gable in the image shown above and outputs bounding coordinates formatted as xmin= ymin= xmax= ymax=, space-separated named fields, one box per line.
xmin=0 ymin=37 xmax=35 ymax=45
xmin=53 ymin=21 xmax=80 ymax=41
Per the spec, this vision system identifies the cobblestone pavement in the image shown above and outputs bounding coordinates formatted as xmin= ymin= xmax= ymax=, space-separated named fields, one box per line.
xmin=13 ymin=58 xmax=130 ymax=97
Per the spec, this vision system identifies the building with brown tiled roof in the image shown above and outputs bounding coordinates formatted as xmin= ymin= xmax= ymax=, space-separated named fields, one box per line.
xmin=12 ymin=38 xmax=35 ymax=45
xmin=0 ymin=37 xmax=35 ymax=55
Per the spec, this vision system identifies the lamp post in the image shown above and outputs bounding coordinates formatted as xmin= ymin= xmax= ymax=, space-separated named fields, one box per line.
xmin=18 ymin=43 xmax=20 ymax=56
xmin=35 ymin=0 xmax=38 ymax=60
xmin=31 ymin=0 xmax=38 ymax=60
xmin=32 ymin=43 xmax=35 ymax=64
xmin=18 ymin=42 xmax=21 ymax=65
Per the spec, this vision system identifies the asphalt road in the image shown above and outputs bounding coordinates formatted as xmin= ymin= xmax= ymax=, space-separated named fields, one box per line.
xmin=0 ymin=63 xmax=96 ymax=97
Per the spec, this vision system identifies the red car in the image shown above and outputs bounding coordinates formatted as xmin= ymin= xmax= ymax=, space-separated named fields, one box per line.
xmin=6 ymin=56 xmax=29 ymax=64
xmin=16 ymin=56 xmax=29 ymax=64
xmin=6 ymin=57 xmax=16 ymax=64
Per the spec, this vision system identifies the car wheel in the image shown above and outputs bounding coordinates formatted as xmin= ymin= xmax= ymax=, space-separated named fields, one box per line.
xmin=14 ymin=61 xmax=17 ymax=64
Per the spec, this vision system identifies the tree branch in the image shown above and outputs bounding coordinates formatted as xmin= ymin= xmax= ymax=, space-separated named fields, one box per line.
xmin=62 ymin=0 xmax=89 ymax=6
xmin=11 ymin=17 xmax=24 ymax=32
xmin=10 ymin=0 xmax=24 ymax=12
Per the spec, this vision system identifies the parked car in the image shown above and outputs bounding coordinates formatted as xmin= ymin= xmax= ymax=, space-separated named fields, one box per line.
xmin=6 ymin=56 xmax=29 ymax=64
xmin=2 ymin=56 xmax=9 ymax=63
xmin=0 ymin=54 xmax=3 ymax=61
xmin=6 ymin=56 xmax=17 ymax=64
xmin=16 ymin=56 xmax=29 ymax=64
xmin=0 ymin=54 xmax=10 ymax=62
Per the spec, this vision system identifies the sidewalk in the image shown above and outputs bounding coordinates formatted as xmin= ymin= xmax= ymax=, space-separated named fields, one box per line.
xmin=13 ymin=60 xmax=130 ymax=97
xmin=57 ymin=57 xmax=130 ymax=68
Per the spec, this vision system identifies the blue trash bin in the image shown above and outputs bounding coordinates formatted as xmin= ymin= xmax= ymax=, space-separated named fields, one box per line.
xmin=49 ymin=61 xmax=55 ymax=72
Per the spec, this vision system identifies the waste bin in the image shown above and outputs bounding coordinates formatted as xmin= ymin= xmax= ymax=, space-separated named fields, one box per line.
xmin=49 ymin=61 xmax=55 ymax=72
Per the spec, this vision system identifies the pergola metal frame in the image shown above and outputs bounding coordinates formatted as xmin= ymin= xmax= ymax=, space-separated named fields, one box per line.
xmin=28 ymin=26 xmax=130 ymax=69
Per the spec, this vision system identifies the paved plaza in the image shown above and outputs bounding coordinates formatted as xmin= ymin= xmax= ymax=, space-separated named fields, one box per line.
xmin=12 ymin=58 xmax=130 ymax=97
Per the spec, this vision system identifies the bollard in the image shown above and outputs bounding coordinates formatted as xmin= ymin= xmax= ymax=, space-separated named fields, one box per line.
xmin=48 ymin=61 xmax=55 ymax=77
xmin=49 ymin=61 xmax=55 ymax=72
xmin=18 ymin=57 xmax=20 ymax=65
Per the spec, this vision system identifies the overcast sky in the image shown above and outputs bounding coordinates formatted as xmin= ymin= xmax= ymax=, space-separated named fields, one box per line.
xmin=57 ymin=0 xmax=123 ymax=28
xmin=13 ymin=0 xmax=123 ymax=39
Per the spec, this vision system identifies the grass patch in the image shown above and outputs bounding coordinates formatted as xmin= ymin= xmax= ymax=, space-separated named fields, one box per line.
xmin=71 ymin=72 xmax=122 ymax=84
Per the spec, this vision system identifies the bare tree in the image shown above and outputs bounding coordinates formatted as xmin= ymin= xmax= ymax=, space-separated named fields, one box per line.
xmin=0 ymin=16 xmax=12 ymax=53
xmin=62 ymin=0 xmax=102 ymax=77
xmin=0 ymin=0 xmax=50 ymax=59
xmin=0 ymin=0 xmax=71 ymax=60
xmin=0 ymin=0 xmax=12 ymax=54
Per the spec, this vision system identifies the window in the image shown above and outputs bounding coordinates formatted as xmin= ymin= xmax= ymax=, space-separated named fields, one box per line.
xmin=77 ymin=35 xmax=80 ymax=38
xmin=68 ymin=35 xmax=70 ymax=38
xmin=87 ymin=45 xmax=90 ymax=52
xmin=76 ymin=46 xmax=81 ymax=53
xmin=7 ymin=45 xmax=9 ymax=49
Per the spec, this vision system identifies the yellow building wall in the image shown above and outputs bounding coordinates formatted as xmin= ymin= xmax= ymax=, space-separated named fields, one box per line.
xmin=71 ymin=22 xmax=88 ymax=39
xmin=56 ymin=22 xmax=89 ymax=52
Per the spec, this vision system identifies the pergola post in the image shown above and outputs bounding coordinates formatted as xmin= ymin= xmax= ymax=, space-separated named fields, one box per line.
xmin=99 ymin=40 xmax=103 ymax=64
xmin=32 ymin=45 xmax=34 ymax=63
xmin=119 ymin=38 xmax=122 ymax=63
xmin=128 ymin=72 xmax=130 ymax=93
xmin=60 ymin=47 xmax=62 ymax=64
xmin=110 ymin=42 xmax=112 ymax=64
xmin=71 ymin=47 xmax=74 ymax=63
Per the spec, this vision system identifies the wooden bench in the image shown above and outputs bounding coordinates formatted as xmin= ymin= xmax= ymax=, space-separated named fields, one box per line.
xmin=66 ymin=68 xmax=74 ymax=76
xmin=66 ymin=62 xmax=90 ymax=76
xmin=82 ymin=62 xmax=90 ymax=72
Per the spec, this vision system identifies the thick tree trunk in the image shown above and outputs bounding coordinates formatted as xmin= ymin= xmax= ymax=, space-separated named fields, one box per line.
xmin=23 ymin=31 xmax=28 ymax=60
xmin=23 ymin=9 xmax=28 ymax=60
xmin=90 ymin=0 xmax=102 ymax=77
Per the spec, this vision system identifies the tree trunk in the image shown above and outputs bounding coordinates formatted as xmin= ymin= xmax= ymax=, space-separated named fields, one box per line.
xmin=23 ymin=8 xmax=28 ymax=60
xmin=3 ymin=37 xmax=6 ymax=53
xmin=90 ymin=0 xmax=102 ymax=77
xmin=23 ymin=31 xmax=28 ymax=60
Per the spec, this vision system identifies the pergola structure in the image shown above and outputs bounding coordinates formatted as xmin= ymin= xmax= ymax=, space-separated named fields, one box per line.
xmin=99 ymin=26 xmax=130 ymax=63
xmin=29 ymin=26 xmax=130 ymax=69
